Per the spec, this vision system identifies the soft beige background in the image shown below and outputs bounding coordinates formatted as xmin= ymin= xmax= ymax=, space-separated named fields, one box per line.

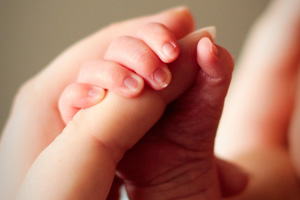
xmin=0 ymin=0 xmax=270 ymax=132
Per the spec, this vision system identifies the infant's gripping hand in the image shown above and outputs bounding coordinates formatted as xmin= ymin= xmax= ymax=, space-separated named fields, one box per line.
xmin=59 ymin=22 xmax=180 ymax=124
xmin=16 ymin=8 xmax=201 ymax=200
xmin=62 ymin=26 xmax=236 ymax=200
xmin=62 ymin=26 xmax=219 ymax=162
xmin=25 ymin=24 xmax=233 ymax=200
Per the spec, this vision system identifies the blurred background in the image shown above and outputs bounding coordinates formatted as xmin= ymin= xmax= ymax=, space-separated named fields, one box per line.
xmin=0 ymin=0 xmax=270 ymax=132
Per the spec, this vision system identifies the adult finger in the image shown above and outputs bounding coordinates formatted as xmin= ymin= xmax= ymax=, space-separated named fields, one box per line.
xmin=225 ymin=147 xmax=300 ymax=200
xmin=216 ymin=0 xmax=300 ymax=158
xmin=289 ymin=65 xmax=300 ymax=177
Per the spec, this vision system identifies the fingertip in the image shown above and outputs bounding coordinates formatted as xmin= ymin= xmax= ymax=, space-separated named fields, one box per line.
xmin=152 ymin=67 xmax=172 ymax=90
xmin=88 ymin=86 xmax=106 ymax=102
xmin=197 ymin=37 xmax=220 ymax=78
xmin=165 ymin=5 xmax=190 ymax=13
xmin=171 ymin=6 xmax=195 ymax=36
xmin=136 ymin=22 xmax=180 ymax=63
xmin=59 ymin=83 xmax=106 ymax=125
xmin=198 ymin=37 xmax=218 ymax=60
xmin=156 ymin=6 xmax=195 ymax=39
xmin=105 ymin=36 xmax=171 ymax=90
xmin=122 ymin=74 xmax=145 ymax=97
xmin=161 ymin=41 xmax=180 ymax=63
xmin=197 ymin=37 xmax=233 ymax=79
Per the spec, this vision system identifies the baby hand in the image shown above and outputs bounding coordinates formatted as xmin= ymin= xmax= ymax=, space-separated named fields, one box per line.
xmin=59 ymin=22 xmax=181 ymax=123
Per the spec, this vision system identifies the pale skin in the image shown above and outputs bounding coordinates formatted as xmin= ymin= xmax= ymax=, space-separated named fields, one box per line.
xmin=1 ymin=7 xmax=243 ymax=200
xmin=50 ymin=1 xmax=300 ymax=199
xmin=58 ymin=22 xmax=245 ymax=200
xmin=0 ymin=7 xmax=196 ymax=199
xmin=18 ymin=23 xmax=239 ymax=199
xmin=2 ymin=1 xmax=300 ymax=199
xmin=95 ymin=1 xmax=300 ymax=198
xmin=216 ymin=0 xmax=300 ymax=199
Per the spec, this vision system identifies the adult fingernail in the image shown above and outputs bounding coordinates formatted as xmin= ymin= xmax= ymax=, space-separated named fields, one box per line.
xmin=153 ymin=67 xmax=171 ymax=88
xmin=88 ymin=86 xmax=105 ymax=99
xmin=162 ymin=42 xmax=178 ymax=60
xmin=172 ymin=6 xmax=189 ymax=12
xmin=203 ymin=26 xmax=217 ymax=39
xmin=164 ymin=6 xmax=189 ymax=14
xmin=123 ymin=75 xmax=141 ymax=92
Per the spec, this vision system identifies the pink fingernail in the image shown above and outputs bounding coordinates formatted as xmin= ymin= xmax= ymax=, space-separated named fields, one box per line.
xmin=202 ymin=37 xmax=218 ymax=56
xmin=209 ymin=38 xmax=218 ymax=56
xmin=162 ymin=42 xmax=177 ymax=60
xmin=88 ymin=86 xmax=104 ymax=99
xmin=153 ymin=67 xmax=171 ymax=88
xmin=124 ymin=75 xmax=140 ymax=91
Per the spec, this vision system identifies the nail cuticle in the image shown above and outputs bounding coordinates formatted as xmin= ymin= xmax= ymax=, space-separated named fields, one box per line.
xmin=153 ymin=67 xmax=171 ymax=88
xmin=123 ymin=76 xmax=140 ymax=91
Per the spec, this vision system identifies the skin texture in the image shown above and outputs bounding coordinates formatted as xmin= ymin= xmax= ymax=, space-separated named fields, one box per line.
xmin=58 ymin=22 xmax=182 ymax=124
xmin=2 ymin=7 xmax=245 ymax=200
xmin=59 ymin=28 xmax=241 ymax=199
xmin=18 ymin=27 xmax=235 ymax=200
xmin=0 ymin=7 xmax=196 ymax=199
xmin=117 ymin=38 xmax=235 ymax=199
xmin=2 ymin=1 xmax=300 ymax=199
xmin=215 ymin=0 xmax=300 ymax=199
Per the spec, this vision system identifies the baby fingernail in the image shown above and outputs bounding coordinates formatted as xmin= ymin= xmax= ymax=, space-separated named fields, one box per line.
xmin=210 ymin=40 xmax=219 ymax=56
xmin=153 ymin=67 xmax=171 ymax=88
xmin=202 ymin=37 xmax=218 ymax=56
xmin=88 ymin=86 xmax=105 ymax=99
xmin=162 ymin=42 xmax=178 ymax=60
xmin=124 ymin=75 xmax=141 ymax=91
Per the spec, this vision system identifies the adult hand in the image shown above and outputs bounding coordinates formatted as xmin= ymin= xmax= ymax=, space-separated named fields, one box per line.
xmin=0 ymin=7 xmax=195 ymax=199
xmin=216 ymin=0 xmax=300 ymax=199
xmin=115 ymin=36 xmax=247 ymax=199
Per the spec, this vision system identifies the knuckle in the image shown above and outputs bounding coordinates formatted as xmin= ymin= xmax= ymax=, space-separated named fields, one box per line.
xmin=106 ymin=36 xmax=134 ymax=58
xmin=79 ymin=60 xmax=102 ymax=81
xmin=131 ymin=49 xmax=152 ymax=70
xmin=144 ymin=22 xmax=167 ymax=31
